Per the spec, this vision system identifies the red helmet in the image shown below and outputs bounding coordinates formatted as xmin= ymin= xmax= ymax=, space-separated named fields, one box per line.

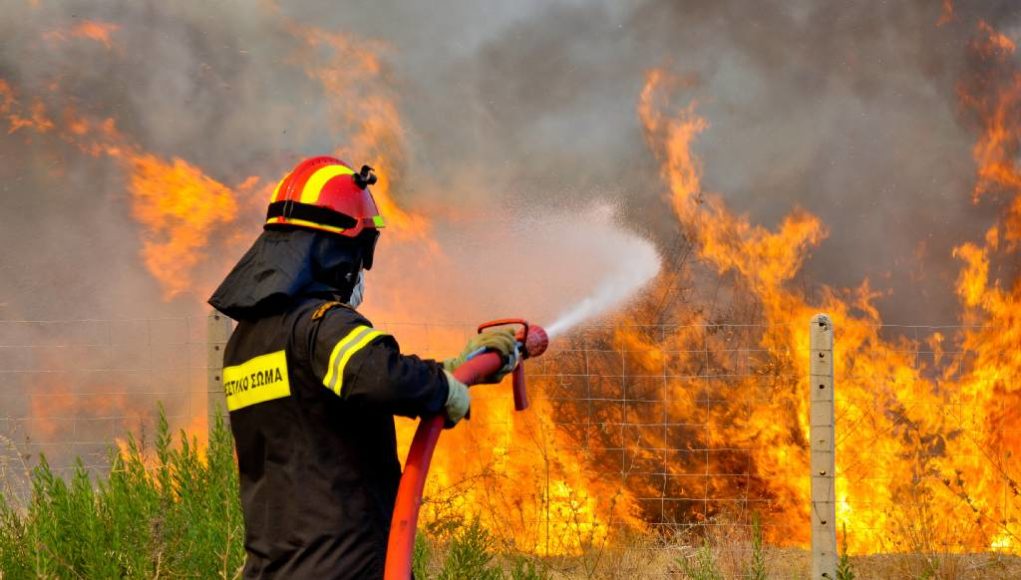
xmin=265 ymin=156 xmax=385 ymax=238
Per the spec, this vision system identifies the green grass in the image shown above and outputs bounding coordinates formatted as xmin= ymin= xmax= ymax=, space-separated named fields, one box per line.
xmin=437 ymin=519 xmax=503 ymax=580
xmin=0 ymin=408 xmax=549 ymax=579
xmin=409 ymin=517 xmax=550 ymax=579
xmin=747 ymin=514 xmax=767 ymax=580
xmin=0 ymin=408 xmax=245 ymax=578
xmin=675 ymin=539 xmax=724 ymax=580
xmin=837 ymin=523 xmax=857 ymax=580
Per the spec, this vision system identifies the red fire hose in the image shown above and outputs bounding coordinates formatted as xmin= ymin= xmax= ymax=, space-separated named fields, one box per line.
xmin=384 ymin=319 xmax=548 ymax=579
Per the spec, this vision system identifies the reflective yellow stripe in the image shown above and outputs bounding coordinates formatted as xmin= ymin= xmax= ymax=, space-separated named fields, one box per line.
xmin=333 ymin=330 xmax=384 ymax=394
xmin=265 ymin=216 xmax=347 ymax=235
xmin=223 ymin=350 xmax=291 ymax=411
xmin=323 ymin=326 xmax=370 ymax=389
xmin=301 ymin=165 xmax=354 ymax=204
xmin=323 ymin=325 xmax=385 ymax=395
xmin=372 ymin=215 xmax=386 ymax=228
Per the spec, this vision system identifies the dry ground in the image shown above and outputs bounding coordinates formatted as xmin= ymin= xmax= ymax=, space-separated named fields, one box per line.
xmin=486 ymin=540 xmax=1021 ymax=579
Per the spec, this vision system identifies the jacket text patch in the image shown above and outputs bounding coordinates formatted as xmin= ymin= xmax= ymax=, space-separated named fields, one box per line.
xmin=223 ymin=350 xmax=291 ymax=411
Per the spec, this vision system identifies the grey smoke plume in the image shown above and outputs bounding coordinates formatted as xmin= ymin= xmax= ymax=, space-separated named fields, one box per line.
xmin=0 ymin=0 xmax=1018 ymax=325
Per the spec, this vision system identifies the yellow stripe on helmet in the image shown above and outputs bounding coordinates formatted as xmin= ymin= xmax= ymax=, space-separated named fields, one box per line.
xmin=301 ymin=164 xmax=355 ymax=205
xmin=270 ymin=172 xmax=291 ymax=202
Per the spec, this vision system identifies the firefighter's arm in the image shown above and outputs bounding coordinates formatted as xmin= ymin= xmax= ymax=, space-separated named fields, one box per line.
xmin=340 ymin=336 xmax=452 ymax=417
xmin=312 ymin=321 xmax=450 ymax=418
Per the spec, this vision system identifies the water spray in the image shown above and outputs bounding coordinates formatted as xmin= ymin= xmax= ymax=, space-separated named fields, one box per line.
xmin=384 ymin=319 xmax=549 ymax=579
xmin=545 ymin=247 xmax=661 ymax=338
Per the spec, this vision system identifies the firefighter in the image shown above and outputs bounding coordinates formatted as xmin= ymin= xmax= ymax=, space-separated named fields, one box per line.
xmin=209 ymin=156 xmax=517 ymax=579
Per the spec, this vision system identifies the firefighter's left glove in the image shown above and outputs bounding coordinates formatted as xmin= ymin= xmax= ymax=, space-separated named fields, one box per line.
xmin=443 ymin=329 xmax=519 ymax=384
xmin=443 ymin=371 xmax=471 ymax=429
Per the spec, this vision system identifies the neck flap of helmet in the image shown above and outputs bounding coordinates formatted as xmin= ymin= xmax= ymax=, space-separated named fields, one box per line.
xmin=208 ymin=229 xmax=373 ymax=320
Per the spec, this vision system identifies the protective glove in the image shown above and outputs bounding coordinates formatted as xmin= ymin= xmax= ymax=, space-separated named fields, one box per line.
xmin=443 ymin=371 xmax=470 ymax=428
xmin=443 ymin=328 xmax=519 ymax=384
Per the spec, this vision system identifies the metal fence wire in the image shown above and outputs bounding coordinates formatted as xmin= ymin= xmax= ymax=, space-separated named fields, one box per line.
xmin=0 ymin=315 xmax=1017 ymax=558
xmin=0 ymin=317 xmax=208 ymax=485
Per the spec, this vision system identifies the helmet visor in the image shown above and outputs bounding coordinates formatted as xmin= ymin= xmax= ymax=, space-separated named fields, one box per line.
xmin=360 ymin=229 xmax=380 ymax=270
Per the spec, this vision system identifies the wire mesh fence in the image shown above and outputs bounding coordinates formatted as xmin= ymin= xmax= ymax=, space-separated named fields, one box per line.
xmin=0 ymin=317 xmax=209 ymax=487
xmin=0 ymin=314 xmax=1017 ymax=557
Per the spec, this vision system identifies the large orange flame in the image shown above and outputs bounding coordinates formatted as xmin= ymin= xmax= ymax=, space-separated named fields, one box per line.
xmin=0 ymin=81 xmax=247 ymax=300
xmin=126 ymin=155 xmax=241 ymax=299
xmin=627 ymin=19 xmax=1020 ymax=553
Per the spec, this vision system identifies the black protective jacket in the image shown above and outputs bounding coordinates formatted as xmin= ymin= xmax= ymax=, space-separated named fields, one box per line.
xmin=222 ymin=298 xmax=449 ymax=579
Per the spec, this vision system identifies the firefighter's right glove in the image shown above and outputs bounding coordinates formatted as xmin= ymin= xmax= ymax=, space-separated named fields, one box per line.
xmin=443 ymin=371 xmax=470 ymax=428
xmin=443 ymin=328 xmax=518 ymax=384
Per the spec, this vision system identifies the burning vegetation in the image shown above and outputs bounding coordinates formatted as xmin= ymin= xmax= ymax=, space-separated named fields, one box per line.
xmin=0 ymin=0 xmax=1019 ymax=565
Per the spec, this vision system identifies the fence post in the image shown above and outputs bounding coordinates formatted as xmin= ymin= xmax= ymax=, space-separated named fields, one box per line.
xmin=810 ymin=313 xmax=837 ymax=579
xmin=207 ymin=311 xmax=233 ymax=433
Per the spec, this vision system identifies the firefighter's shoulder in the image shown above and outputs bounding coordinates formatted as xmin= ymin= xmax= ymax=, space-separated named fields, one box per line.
xmin=305 ymin=301 xmax=392 ymax=396
xmin=307 ymin=300 xmax=386 ymax=348
xmin=310 ymin=300 xmax=374 ymax=327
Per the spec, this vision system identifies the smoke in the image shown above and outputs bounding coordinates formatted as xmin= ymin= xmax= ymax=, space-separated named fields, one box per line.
xmin=3 ymin=0 xmax=1021 ymax=549
xmin=1 ymin=0 xmax=1018 ymax=325
xmin=347 ymin=199 xmax=660 ymax=332
xmin=402 ymin=0 xmax=1018 ymax=324
xmin=538 ymin=205 xmax=662 ymax=337
xmin=0 ymin=1 xmax=306 ymax=319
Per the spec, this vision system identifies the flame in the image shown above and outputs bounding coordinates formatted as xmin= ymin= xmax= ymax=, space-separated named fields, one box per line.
xmin=126 ymin=155 xmax=240 ymax=299
xmin=293 ymin=24 xmax=431 ymax=239
xmin=410 ymin=392 xmax=643 ymax=553
xmin=937 ymin=0 xmax=955 ymax=27
xmin=623 ymin=19 xmax=1020 ymax=553
xmin=0 ymin=79 xmax=248 ymax=300
xmin=44 ymin=20 xmax=120 ymax=50
xmin=963 ymin=23 xmax=1021 ymax=206
xmin=992 ymin=531 xmax=1013 ymax=551
xmin=1 ymin=80 xmax=55 ymax=135
xmin=29 ymin=385 xmax=134 ymax=441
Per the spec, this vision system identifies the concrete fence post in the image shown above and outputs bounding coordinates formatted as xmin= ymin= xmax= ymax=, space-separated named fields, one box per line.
xmin=207 ymin=311 xmax=234 ymax=433
xmin=810 ymin=313 xmax=837 ymax=579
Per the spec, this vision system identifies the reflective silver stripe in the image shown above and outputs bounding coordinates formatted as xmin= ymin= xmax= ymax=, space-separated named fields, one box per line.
xmin=323 ymin=325 xmax=383 ymax=395
xmin=323 ymin=326 xmax=372 ymax=392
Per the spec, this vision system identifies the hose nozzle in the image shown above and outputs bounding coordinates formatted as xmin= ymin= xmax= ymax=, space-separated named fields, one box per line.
xmin=517 ymin=324 xmax=548 ymax=359
xmin=476 ymin=319 xmax=548 ymax=411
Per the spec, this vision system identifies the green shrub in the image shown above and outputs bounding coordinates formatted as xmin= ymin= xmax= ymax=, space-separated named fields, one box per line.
xmin=837 ymin=523 xmax=857 ymax=580
xmin=414 ymin=520 xmax=549 ymax=580
xmin=676 ymin=539 xmax=723 ymax=580
xmin=747 ymin=514 xmax=767 ymax=580
xmin=413 ymin=529 xmax=433 ymax=578
xmin=438 ymin=518 xmax=503 ymax=580
xmin=0 ymin=407 xmax=244 ymax=579
xmin=0 ymin=408 xmax=550 ymax=579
